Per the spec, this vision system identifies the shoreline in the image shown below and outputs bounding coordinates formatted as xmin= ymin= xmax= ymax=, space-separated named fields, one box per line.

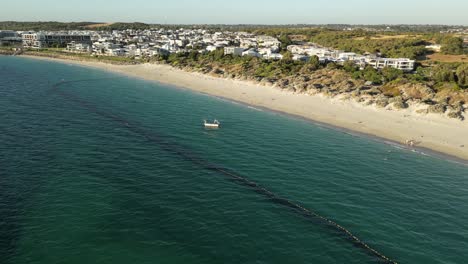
xmin=11 ymin=54 xmax=468 ymax=163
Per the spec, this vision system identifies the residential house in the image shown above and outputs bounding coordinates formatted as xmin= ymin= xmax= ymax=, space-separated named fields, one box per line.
xmin=66 ymin=41 xmax=92 ymax=53
xmin=206 ymin=45 xmax=218 ymax=52
xmin=293 ymin=54 xmax=310 ymax=61
xmin=224 ymin=47 xmax=244 ymax=56
xmin=242 ymin=49 xmax=261 ymax=58
xmin=264 ymin=53 xmax=283 ymax=60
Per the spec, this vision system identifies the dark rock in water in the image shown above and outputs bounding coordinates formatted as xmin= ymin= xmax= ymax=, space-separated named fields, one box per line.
xmin=428 ymin=104 xmax=447 ymax=114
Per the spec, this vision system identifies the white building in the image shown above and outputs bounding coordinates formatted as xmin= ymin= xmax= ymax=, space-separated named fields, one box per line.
xmin=288 ymin=42 xmax=415 ymax=71
xmin=107 ymin=48 xmax=126 ymax=56
xmin=264 ymin=53 xmax=283 ymax=60
xmin=224 ymin=47 xmax=244 ymax=56
xmin=338 ymin=52 xmax=358 ymax=61
xmin=0 ymin=30 xmax=22 ymax=46
xmin=256 ymin=35 xmax=281 ymax=48
xmin=365 ymin=58 xmax=415 ymax=72
xmin=66 ymin=42 xmax=91 ymax=53
xmin=242 ymin=49 xmax=261 ymax=58
xmin=293 ymin=54 xmax=310 ymax=61
xmin=22 ymin=32 xmax=91 ymax=49
xmin=206 ymin=45 xmax=218 ymax=52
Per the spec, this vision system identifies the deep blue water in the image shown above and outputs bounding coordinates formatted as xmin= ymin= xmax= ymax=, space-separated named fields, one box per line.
xmin=1 ymin=56 xmax=468 ymax=264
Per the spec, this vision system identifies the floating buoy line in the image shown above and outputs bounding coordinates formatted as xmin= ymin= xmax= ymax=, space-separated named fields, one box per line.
xmin=51 ymin=78 xmax=398 ymax=264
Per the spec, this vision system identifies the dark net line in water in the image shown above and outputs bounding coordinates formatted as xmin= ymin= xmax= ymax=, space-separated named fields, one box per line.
xmin=50 ymin=79 xmax=398 ymax=264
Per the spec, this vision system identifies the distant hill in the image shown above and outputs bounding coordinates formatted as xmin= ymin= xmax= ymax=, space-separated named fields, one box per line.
xmin=0 ymin=21 xmax=101 ymax=31
xmin=92 ymin=22 xmax=151 ymax=31
xmin=0 ymin=21 xmax=151 ymax=31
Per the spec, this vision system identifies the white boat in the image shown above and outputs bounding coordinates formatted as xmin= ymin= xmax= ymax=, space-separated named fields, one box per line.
xmin=204 ymin=119 xmax=220 ymax=128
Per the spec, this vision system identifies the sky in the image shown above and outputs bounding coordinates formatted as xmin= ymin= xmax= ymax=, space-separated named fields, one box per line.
xmin=2 ymin=0 xmax=467 ymax=25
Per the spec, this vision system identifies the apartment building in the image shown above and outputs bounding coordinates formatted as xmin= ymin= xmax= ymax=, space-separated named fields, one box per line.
xmin=22 ymin=32 xmax=92 ymax=48
xmin=365 ymin=58 xmax=415 ymax=72
xmin=0 ymin=30 xmax=22 ymax=46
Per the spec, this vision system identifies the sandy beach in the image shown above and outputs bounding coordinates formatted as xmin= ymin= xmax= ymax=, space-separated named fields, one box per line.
xmin=20 ymin=55 xmax=468 ymax=162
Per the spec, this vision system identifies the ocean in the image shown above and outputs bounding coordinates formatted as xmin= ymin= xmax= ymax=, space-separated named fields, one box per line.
xmin=1 ymin=56 xmax=467 ymax=264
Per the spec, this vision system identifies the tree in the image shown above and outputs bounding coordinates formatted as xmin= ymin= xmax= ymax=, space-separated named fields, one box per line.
xmin=441 ymin=37 xmax=464 ymax=55
xmin=363 ymin=66 xmax=383 ymax=84
xmin=188 ymin=50 xmax=199 ymax=61
xmin=352 ymin=71 xmax=363 ymax=80
xmin=431 ymin=64 xmax=456 ymax=83
xmin=381 ymin=67 xmax=403 ymax=82
xmin=308 ymin=55 xmax=320 ymax=69
xmin=343 ymin=60 xmax=358 ymax=73
xmin=278 ymin=34 xmax=292 ymax=48
xmin=456 ymin=64 xmax=468 ymax=87
xmin=282 ymin=51 xmax=293 ymax=61
xmin=326 ymin=62 xmax=339 ymax=69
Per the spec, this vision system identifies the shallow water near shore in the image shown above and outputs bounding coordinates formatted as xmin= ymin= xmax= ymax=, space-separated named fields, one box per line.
xmin=1 ymin=56 xmax=468 ymax=264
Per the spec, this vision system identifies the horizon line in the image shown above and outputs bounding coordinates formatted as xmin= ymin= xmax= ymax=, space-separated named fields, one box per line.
xmin=1 ymin=21 xmax=467 ymax=27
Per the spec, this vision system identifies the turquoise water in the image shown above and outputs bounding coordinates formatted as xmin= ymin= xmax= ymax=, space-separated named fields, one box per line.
xmin=1 ymin=56 xmax=468 ymax=264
